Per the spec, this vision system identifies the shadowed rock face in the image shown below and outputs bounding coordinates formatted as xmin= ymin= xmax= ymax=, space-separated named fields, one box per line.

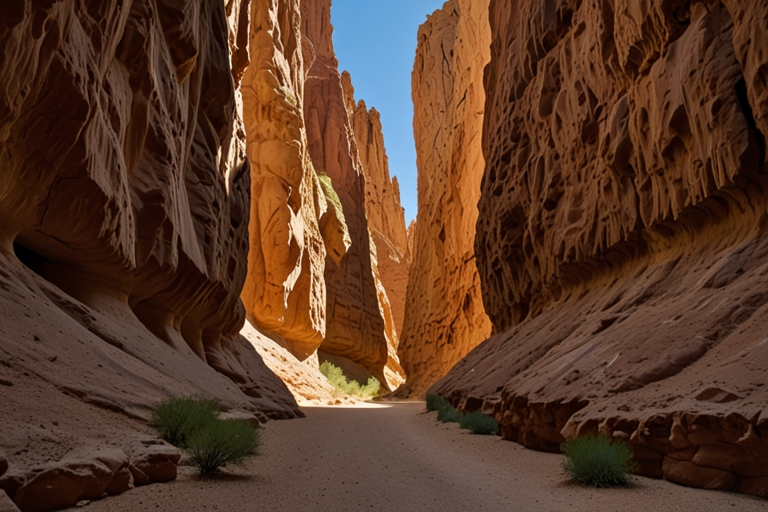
xmin=0 ymin=1 xmax=302 ymax=501
xmin=344 ymin=72 xmax=410 ymax=339
xmin=431 ymin=0 xmax=768 ymax=498
xmin=397 ymin=0 xmax=493 ymax=397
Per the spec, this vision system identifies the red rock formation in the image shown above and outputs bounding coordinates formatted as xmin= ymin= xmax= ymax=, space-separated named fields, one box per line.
xmin=397 ymin=0 xmax=492 ymax=397
xmin=0 ymin=1 xmax=301 ymax=508
xmin=431 ymin=0 xmax=768 ymax=498
xmin=344 ymin=72 xmax=410 ymax=337
xmin=240 ymin=0 xmax=331 ymax=360
xmin=301 ymin=0 xmax=404 ymax=390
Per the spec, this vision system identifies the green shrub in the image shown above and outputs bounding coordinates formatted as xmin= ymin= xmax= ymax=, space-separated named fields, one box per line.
xmin=425 ymin=394 xmax=451 ymax=412
xmin=459 ymin=411 xmax=499 ymax=435
xmin=436 ymin=404 xmax=462 ymax=423
xmin=561 ymin=435 xmax=639 ymax=487
xmin=319 ymin=361 xmax=381 ymax=400
xmin=149 ymin=397 xmax=219 ymax=448
xmin=187 ymin=419 xmax=260 ymax=476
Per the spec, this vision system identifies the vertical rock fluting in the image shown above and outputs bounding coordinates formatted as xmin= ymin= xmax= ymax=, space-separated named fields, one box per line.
xmin=344 ymin=72 xmax=410 ymax=337
xmin=240 ymin=0 xmax=330 ymax=360
xmin=397 ymin=0 xmax=492 ymax=397
xmin=431 ymin=0 xmax=768 ymax=497
xmin=300 ymin=0 xmax=404 ymax=390
xmin=0 ymin=2 xmax=303 ymax=497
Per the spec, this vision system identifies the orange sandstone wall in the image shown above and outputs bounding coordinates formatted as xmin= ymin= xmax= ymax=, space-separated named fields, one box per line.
xmin=301 ymin=0 xmax=404 ymax=391
xmin=431 ymin=0 xmax=768 ymax=498
xmin=240 ymin=0 xmax=329 ymax=361
xmin=397 ymin=0 xmax=492 ymax=397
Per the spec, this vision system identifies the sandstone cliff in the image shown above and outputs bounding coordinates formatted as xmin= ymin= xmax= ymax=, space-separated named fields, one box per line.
xmin=397 ymin=0 xmax=493 ymax=397
xmin=240 ymin=0 xmax=333 ymax=361
xmin=301 ymin=0 xmax=405 ymax=391
xmin=432 ymin=0 xmax=768 ymax=498
xmin=0 ymin=0 xmax=301 ymax=507
xmin=344 ymin=72 xmax=410 ymax=337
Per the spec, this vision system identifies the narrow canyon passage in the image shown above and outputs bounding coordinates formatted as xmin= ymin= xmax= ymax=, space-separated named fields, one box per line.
xmin=80 ymin=404 xmax=765 ymax=512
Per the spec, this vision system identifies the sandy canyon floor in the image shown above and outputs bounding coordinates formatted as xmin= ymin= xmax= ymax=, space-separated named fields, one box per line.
xmin=76 ymin=403 xmax=766 ymax=512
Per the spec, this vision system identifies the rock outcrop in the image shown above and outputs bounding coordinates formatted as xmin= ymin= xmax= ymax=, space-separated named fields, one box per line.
xmin=344 ymin=72 xmax=410 ymax=336
xmin=397 ymin=0 xmax=493 ymax=397
xmin=301 ymin=0 xmax=405 ymax=390
xmin=240 ymin=0 xmax=330 ymax=360
xmin=431 ymin=0 xmax=768 ymax=498
xmin=0 ymin=1 xmax=302 ymax=508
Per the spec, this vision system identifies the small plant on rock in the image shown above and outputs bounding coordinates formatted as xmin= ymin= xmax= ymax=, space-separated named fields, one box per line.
xmin=561 ymin=435 xmax=638 ymax=487
xmin=459 ymin=411 xmax=499 ymax=435
xmin=150 ymin=397 xmax=219 ymax=448
xmin=187 ymin=418 xmax=260 ymax=476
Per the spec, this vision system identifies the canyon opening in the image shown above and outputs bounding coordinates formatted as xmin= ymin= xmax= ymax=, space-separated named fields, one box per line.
xmin=1 ymin=0 xmax=767 ymax=511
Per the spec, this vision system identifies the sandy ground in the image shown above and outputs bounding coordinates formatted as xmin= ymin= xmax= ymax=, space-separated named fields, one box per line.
xmin=76 ymin=402 xmax=767 ymax=512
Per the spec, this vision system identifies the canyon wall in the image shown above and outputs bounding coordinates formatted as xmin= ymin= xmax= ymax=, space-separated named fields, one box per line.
xmin=240 ymin=0 xmax=330 ymax=361
xmin=397 ymin=0 xmax=492 ymax=397
xmin=300 ymin=0 xmax=405 ymax=391
xmin=0 ymin=0 xmax=303 ymax=507
xmin=344 ymin=72 xmax=410 ymax=337
xmin=432 ymin=0 xmax=768 ymax=498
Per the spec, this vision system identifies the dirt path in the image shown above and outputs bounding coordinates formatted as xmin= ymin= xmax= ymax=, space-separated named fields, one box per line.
xmin=81 ymin=402 xmax=766 ymax=512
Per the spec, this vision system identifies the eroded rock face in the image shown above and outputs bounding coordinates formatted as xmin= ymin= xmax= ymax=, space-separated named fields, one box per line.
xmin=240 ymin=0 xmax=330 ymax=360
xmin=344 ymin=72 xmax=410 ymax=338
xmin=301 ymin=0 xmax=404 ymax=390
xmin=397 ymin=0 xmax=492 ymax=397
xmin=0 ymin=0 xmax=301 ymax=494
xmin=432 ymin=0 xmax=768 ymax=498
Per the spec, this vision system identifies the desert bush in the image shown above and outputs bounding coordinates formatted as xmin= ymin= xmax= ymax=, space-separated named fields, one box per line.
xmin=436 ymin=404 xmax=462 ymax=423
xmin=459 ymin=411 xmax=499 ymax=435
xmin=319 ymin=361 xmax=380 ymax=399
xmin=150 ymin=397 xmax=219 ymax=448
xmin=425 ymin=394 xmax=451 ymax=412
xmin=561 ymin=435 xmax=638 ymax=487
xmin=188 ymin=419 xmax=260 ymax=476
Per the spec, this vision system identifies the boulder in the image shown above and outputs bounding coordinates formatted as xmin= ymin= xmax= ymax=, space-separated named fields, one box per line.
xmin=0 ymin=492 xmax=19 ymax=512
xmin=130 ymin=445 xmax=181 ymax=485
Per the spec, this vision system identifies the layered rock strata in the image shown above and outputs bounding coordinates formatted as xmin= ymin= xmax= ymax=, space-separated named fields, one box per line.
xmin=0 ymin=1 xmax=302 ymax=508
xmin=432 ymin=0 xmax=768 ymax=498
xmin=397 ymin=0 xmax=493 ymax=397
xmin=301 ymin=0 xmax=405 ymax=390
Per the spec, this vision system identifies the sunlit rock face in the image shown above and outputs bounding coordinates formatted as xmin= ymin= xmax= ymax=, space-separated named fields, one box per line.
xmin=0 ymin=2 xmax=303 ymax=489
xmin=431 ymin=0 xmax=768 ymax=498
xmin=301 ymin=0 xmax=405 ymax=391
xmin=397 ymin=0 xmax=493 ymax=397
xmin=240 ymin=0 xmax=329 ymax=360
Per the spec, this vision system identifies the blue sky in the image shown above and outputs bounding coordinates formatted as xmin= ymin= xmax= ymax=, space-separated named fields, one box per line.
xmin=331 ymin=0 xmax=448 ymax=224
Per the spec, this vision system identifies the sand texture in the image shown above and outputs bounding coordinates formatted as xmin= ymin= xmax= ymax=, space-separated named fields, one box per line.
xmin=76 ymin=403 xmax=766 ymax=512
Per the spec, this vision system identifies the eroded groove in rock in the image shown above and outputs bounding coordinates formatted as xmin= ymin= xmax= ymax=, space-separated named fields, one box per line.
xmin=431 ymin=0 xmax=768 ymax=498
xmin=397 ymin=0 xmax=493 ymax=397
xmin=0 ymin=2 xmax=302 ymax=507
